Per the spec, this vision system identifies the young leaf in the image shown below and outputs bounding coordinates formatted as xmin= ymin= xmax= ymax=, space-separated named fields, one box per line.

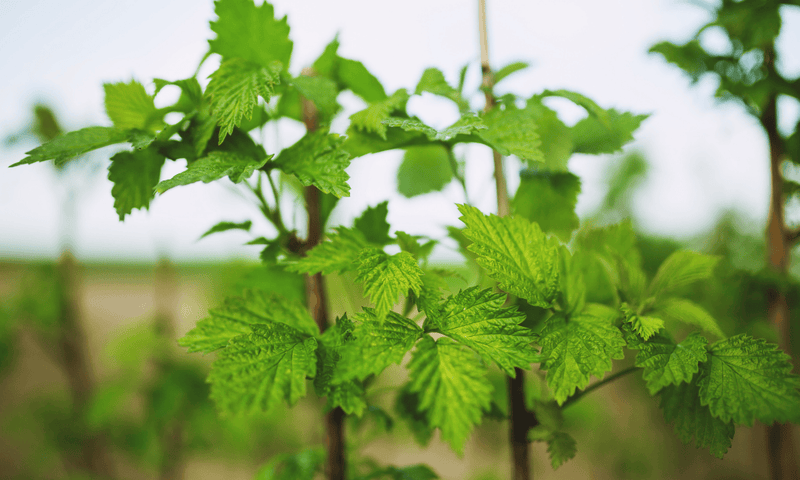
xmin=648 ymin=250 xmax=720 ymax=299
xmin=493 ymin=61 xmax=530 ymax=85
xmin=621 ymin=303 xmax=664 ymax=341
xmin=697 ymin=334 xmax=800 ymax=426
xmin=415 ymin=67 xmax=470 ymax=112
xmin=273 ymin=130 xmax=352 ymax=198
xmin=634 ymin=332 xmax=708 ymax=394
xmin=513 ymin=172 xmax=581 ymax=241
xmin=10 ymin=127 xmax=130 ymax=167
xmin=291 ymin=74 xmax=339 ymax=119
xmin=199 ymin=220 xmax=252 ymax=240
xmin=287 ymin=228 xmax=369 ymax=275
xmin=335 ymin=310 xmax=422 ymax=381
xmin=355 ymin=249 xmax=424 ymax=318
xmin=457 ymin=204 xmax=560 ymax=308
xmin=570 ymin=109 xmax=648 ymax=155
xmin=349 ymin=89 xmax=409 ymax=140
xmin=478 ymin=107 xmax=544 ymax=163
xmin=354 ymin=201 xmax=392 ymax=246
xmin=659 ymin=381 xmax=735 ymax=459
xmin=104 ymin=80 xmax=160 ymax=131
xmin=209 ymin=0 xmax=293 ymax=68
xmin=651 ymin=297 xmax=725 ymax=339
xmin=178 ymin=290 xmax=318 ymax=353
xmin=325 ymin=381 xmax=367 ymax=417
xmin=539 ymin=304 xmax=626 ymax=405
xmin=206 ymin=58 xmax=281 ymax=143
xmin=108 ymin=148 xmax=166 ymax=220
xmin=397 ymin=144 xmax=454 ymax=198
xmin=208 ymin=323 xmax=316 ymax=414
xmin=424 ymin=286 xmax=538 ymax=376
xmin=155 ymin=150 xmax=271 ymax=193
xmin=407 ymin=336 xmax=493 ymax=454
xmin=547 ymin=431 xmax=578 ymax=470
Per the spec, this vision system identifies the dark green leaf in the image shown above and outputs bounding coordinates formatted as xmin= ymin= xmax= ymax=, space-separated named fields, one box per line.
xmin=354 ymin=201 xmax=392 ymax=246
xmin=660 ymin=381 xmax=735 ymax=459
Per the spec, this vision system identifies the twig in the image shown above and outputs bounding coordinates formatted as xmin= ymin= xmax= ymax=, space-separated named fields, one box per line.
xmin=561 ymin=366 xmax=639 ymax=410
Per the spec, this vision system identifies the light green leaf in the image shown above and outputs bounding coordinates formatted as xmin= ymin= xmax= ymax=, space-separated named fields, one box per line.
xmin=104 ymin=80 xmax=159 ymax=131
xmin=698 ymin=334 xmax=800 ymax=426
xmin=255 ymin=448 xmax=324 ymax=480
xmin=660 ymin=381 xmax=735 ymax=459
xmin=634 ymin=332 xmax=708 ymax=394
xmin=291 ymin=74 xmax=339 ymax=119
xmin=199 ymin=220 xmax=252 ymax=240
xmin=208 ymin=323 xmax=316 ymax=414
xmin=524 ymin=99 xmax=573 ymax=172
xmin=273 ymin=130 xmax=352 ymax=198
xmin=539 ymin=304 xmax=626 ymax=405
xmin=547 ymin=431 xmax=577 ymax=470
xmin=209 ymin=0 xmax=293 ymax=67
xmin=206 ymin=58 xmax=281 ymax=143
xmin=156 ymin=150 xmax=270 ymax=193
xmin=108 ymin=147 xmax=166 ymax=220
xmin=356 ymin=249 xmax=424 ymax=318
xmin=359 ymin=464 xmax=439 ymax=480
xmin=178 ymin=290 xmax=318 ymax=353
xmin=648 ymin=250 xmax=720 ymax=299
xmin=337 ymin=58 xmax=387 ymax=103
xmin=425 ymin=286 xmax=537 ymax=375
xmin=325 ymin=381 xmax=366 ymax=417
xmin=342 ymin=122 xmax=430 ymax=158
xmin=494 ymin=61 xmax=530 ymax=85
xmin=478 ymin=107 xmax=543 ymax=163
xmin=536 ymin=89 xmax=609 ymax=125
xmin=354 ymin=201 xmax=392 ymax=246
xmin=570 ymin=109 xmax=648 ymax=155
xmin=349 ymin=89 xmax=409 ymax=139
xmin=383 ymin=115 xmax=485 ymax=142
xmin=154 ymin=77 xmax=204 ymax=109
xmin=513 ymin=172 xmax=580 ymax=241
xmin=457 ymin=204 xmax=560 ymax=307
xmin=621 ymin=303 xmax=664 ymax=341
xmin=286 ymin=227 xmax=369 ymax=275
xmin=10 ymin=127 xmax=129 ymax=167
xmin=397 ymin=144 xmax=453 ymax=198
xmin=415 ymin=67 xmax=469 ymax=112
xmin=407 ymin=336 xmax=493 ymax=453
xmin=652 ymin=297 xmax=726 ymax=339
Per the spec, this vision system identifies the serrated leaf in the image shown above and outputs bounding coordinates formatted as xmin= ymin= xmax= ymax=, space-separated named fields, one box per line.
xmin=547 ymin=431 xmax=577 ymax=470
xmin=206 ymin=58 xmax=281 ymax=143
xmin=660 ymin=382 xmax=735 ymax=459
xmin=104 ymin=80 xmax=160 ymax=131
xmin=648 ymin=250 xmax=720 ymax=300
xmin=397 ymin=144 xmax=453 ymax=198
xmin=494 ymin=61 xmax=530 ymax=85
xmin=539 ymin=304 xmax=626 ymax=405
xmin=10 ymin=127 xmax=129 ymax=167
xmin=457 ymin=204 xmax=560 ymax=307
xmin=356 ymin=249 xmax=424 ymax=318
xmin=199 ymin=220 xmax=252 ymax=240
xmin=209 ymin=0 xmax=292 ymax=67
xmin=621 ymin=303 xmax=664 ymax=341
xmin=536 ymin=89 xmax=609 ymax=125
xmin=156 ymin=150 xmax=270 ymax=193
xmin=178 ymin=290 xmax=318 ymax=353
xmin=424 ymin=286 xmax=537 ymax=375
xmin=407 ymin=336 xmax=493 ymax=453
xmin=208 ymin=323 xmax=316 ymax=414
xmin=697 ymin=334 xmax=800 ymax=426
xmin=570 ymin=109 xmax=647 ymax=155
xmin=337 ymin=58 xmax=387 ymax=103
xmin=513 ymin=172 xmax=580 ymax=240
xmin=383 ymin=115 xmax=486 ymax=142
xmin=287 ymin=227 xmax=369 ymax=275
xmin=108 ymin=147 xmax=166 ymax=220
xmin=342 ymin=122 xmax=430 ymax=158
xmin=478 ymin=107 xmax=543 ymax=163
xmin=415 ymin=67 xmax=469 ymax=112
xmin=635 ymin=332 xmax=708 ymax=394
xmin=354 ymin=201 xmax=392 ymax=245
xmin=652 ymin=297 xmax=725 ymax=339
xmin=291 ymin=74 xmax=339 ymax=119
xmin=350 ymin=89 xmax=409 ymax=139
xmin=273 ymin=130 xmax=352 ymax=197
xmin=524 ymin=99 xmax=573 ymax=172
xmin=325 ymin=380 xmax=366 ymax=416
xmin=336 ymin=310 xmax=422 ymax=382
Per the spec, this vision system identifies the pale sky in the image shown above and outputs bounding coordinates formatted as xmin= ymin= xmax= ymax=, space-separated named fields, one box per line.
xmin=1 ymin=0 xmax=799 ymax=261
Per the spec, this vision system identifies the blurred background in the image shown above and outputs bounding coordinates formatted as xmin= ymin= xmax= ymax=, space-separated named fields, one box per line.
xmin=1 ymin=0 xmax=800 ymax=479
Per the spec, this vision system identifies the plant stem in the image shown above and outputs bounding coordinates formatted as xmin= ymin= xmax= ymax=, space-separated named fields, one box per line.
xmin=561 ymin=366 xmax=639 ymax=410
xmin=478 ymin=2 xmax=535 ymax=479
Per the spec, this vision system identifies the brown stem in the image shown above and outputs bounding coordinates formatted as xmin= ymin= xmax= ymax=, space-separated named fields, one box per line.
xmin=760 ymin=45 xmax=799 ymax=480
xmin=479 ymin=2 xmax=535 ymax=478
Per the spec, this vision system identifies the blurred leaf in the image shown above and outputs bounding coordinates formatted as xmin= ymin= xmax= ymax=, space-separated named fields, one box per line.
xmin=546 ymin=431 xmax=577 ymax=470
xmin=350 ymin=89 xmax=410 ymax=139
xmin=108 ymin=147 xmax=166 ymax=220
xmin=648 ymin=250 xmax=720 ymax=300
xmin=570 ymin=110 xmax=647 ymax=155
xmin=209 ymin=0 xmax=293 ymax=67
xmin=199 ymin=220 xmax=252 ymax=240
xmin=104 ymin=79 xmax=160 ymax=131
xmin=415 ymin=67 xmax=469 ymax=112
xmin=494 ymin=61 xmax=529 ymax=85
xmin=255 ymin=447 xmax=325 ymax=480
xmin=291 ymin=74 xmax=339 ymax=119
xmin=338 ymin=58 xmax=387 ymax=103
xmin=397 ymin=144 xmax=453 ymax=198
xmin=513 ymin=172 xmax=580 ymax=240
xmin=354 ymin=201 xmax=392 ymax=246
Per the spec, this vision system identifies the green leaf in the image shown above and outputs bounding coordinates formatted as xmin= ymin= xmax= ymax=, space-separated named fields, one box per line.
xmin=108 ymin=147 xmax=166 ymax=220
xmin=273 ymin=130 xmax=352 ymax=198
xmin=178 ymin=290 xmax=318 ymax=353
xmin=407 ymin=336 xmax=493 ymax=453
xmin=383 ymin=115 xmax=486 ymax=142
xmin=659 ymin=382 xmax=735 ymax=459
xmin=536 ymin=89 xmax=609 ymax=125
xmin=255 ymin=448 xmax=324 ymax=480
xmin=493 ymin=61 xmax=530 ymax=85
xmin=154 ymin=77 xmax=204 ymax=110
xmin=648 ymin=250 xmax=720 ymax=300
xmin=478 ymin=107 xmax=543 ymax=163
xmin=634 ymin=332 xmax=708 ymax=394
xmin=337 ymin=58 xmax=387 ymax=103
xmin=312 ymin=36 xmax=340 ymax=79
xmin=539 ymin=304 xmax=626 ymax=404
xmin=155 ymin=150 xmax=270 ymax=193
xmin=291 ymin=74 xmax=339 ymax=119
xmin=104 ymin=80 xmax=159 ymax=131
xmin=199 ymin=220 xmax=252 ymax=240
xmin=395 ymin=387 xmax=434 ymax=446
xmin=325 ymin=381 xmax=366 ymax=417
xmin=358 ymin=464 xmax=439 ymax=480
xmin=523 ymin=99 xmax=573 ymax=172
xmin=651 ymin=297 xmax=725 ymax=339
xmin=621 ymin=303 xmax=664 ymax=341
xmin=354 ymin=201 xmax=392 ymax=246
xmin=457 ymin=204 xmax=560 ymax=307
xmin=513 ymin=172 xmax=580 ymax=240
xmin=570 ymin=109 xmax=647 ymax=155
xmin=415 ymin=67 xmax=469 ymax=112
xmin=287 ymin=227 xmax=369 ymax=275
xmin=209 ymin=0 xmax=292 ymax=67
xmin=424 ymin=286 xmax=537 ymax=375
xmin=342 ymin=122 xmax=430 ymax=158
xmin=206 ymin=58 xmax=281 ymax=143
xmin=336 ymin=310 xmax=422 ymax=381
xmin=547 ymin=431 xmax=577 ymax=470
xmin=349 ymin=89 xmax=409 ymax=139
xmin=397 ymin=144 xmax=453 ymax=198
xmin=355 ymin=249 xmax=424 ymax=318
xmin=208 ymin=322 xmax=316 ymax=414
xmin=10 ymin=127 xmax=129 ymax=167
xmin=697 ymin=334 xmax=800 ymax=426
